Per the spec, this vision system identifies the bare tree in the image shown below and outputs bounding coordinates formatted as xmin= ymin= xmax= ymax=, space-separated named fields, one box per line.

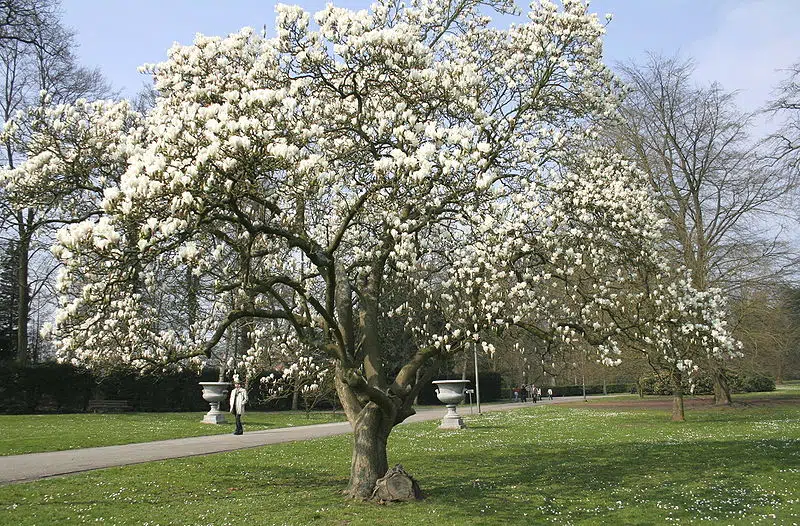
xmin=0 ymin=0 xmax=55 ymax=50
xmin=734 ymin=285 xmax=800 ymax=384
xmin=766 ymin=61 xmax=800 ymax=180
xmin=612 ymin=54 xmax=798 ymax=404
xmin=0 ymin=0 xmax=112 ymax=364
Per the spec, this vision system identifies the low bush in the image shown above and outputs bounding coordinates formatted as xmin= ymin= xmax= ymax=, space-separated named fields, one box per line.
xmin=730 ymin=373 xmax=775 ymax=393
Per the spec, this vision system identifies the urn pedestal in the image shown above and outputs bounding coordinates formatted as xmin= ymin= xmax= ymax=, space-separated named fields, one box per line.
xmin=432 ymin=380 xmax=470 ymax=429
xmin=199 ymin=382 xmax=229 ymax=424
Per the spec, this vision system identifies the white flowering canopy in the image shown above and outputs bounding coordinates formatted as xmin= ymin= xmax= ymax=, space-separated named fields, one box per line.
xmin=3 ymin=0 xmax=736 ymax=384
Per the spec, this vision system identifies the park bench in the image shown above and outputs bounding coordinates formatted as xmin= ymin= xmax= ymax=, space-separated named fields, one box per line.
xmin=86 ymin=399 xmax=133 ymax=413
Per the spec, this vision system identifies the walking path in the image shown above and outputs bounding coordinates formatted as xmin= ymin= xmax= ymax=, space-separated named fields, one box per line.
xmin=0 ymin=396 xmax=585 ymax=485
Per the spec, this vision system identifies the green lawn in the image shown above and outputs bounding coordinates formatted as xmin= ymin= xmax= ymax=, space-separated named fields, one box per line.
xmin=0 ymin=393 xmax=798 ymax=525
xmin=0 ymin=411 xmax=346 ymax=456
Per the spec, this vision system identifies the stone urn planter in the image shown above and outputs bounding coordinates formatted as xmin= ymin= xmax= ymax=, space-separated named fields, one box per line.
xmin=432 ymin=379 xmax=470 ymax=429
xmin=199 ymin=381 xmax=229 ymax=424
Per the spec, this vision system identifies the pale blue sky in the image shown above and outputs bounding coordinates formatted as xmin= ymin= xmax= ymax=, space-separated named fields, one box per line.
xmin=61 ymin=0 xmax=800 ymax=116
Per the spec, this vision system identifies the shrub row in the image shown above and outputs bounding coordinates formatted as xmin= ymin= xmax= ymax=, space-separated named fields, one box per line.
xmin=638 ymin=372 xmax=775 ymax=396
xmin=0 ymin=363 xmax=506 ymax=414
xmin=543 ymin=383 xmax=633 ymax=397
xmin=417 ymin=372 xmax=504 ymax=405
xmin=5 ymin=361 xmax=772 ymax=414
xmin=0 ymin=362 xmax=220 ymax=414
xmin=1 ymin=362 xmax=94 ymax=413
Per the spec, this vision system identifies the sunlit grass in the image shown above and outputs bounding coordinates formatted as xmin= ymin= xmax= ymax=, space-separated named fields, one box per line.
xmin=0 ymin=393 xmax=798 ymax=525
xmin=0 ymin=411 xmax=346 ymax=456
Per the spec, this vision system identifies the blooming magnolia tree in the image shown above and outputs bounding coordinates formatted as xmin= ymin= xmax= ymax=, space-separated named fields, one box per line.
xmin=260 ymin=353 xmax=335 ymax=415
xmin=2 ymin=0 xmax=738 ymax=498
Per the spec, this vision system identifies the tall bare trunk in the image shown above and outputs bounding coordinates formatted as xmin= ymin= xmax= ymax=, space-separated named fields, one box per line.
xmin=187 ymin=266 xmax=198 ymax=326
xmin=291 ymin=385 xmax=300 ymax=411
xmin=671 ymin=370 xmax=685 ymax=422
xmin=15 ymin=219 xmax=29 ymax=365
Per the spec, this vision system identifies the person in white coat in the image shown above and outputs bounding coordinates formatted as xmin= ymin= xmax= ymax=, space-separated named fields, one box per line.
xmin=229 ymin=378 xmax=248 ymax=435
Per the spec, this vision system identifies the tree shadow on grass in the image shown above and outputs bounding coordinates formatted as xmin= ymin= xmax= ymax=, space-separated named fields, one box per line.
xmin=25 ymin=471 xmax=348 ymax=526
xmin=419 ymin=438 xmax=799 ymax=524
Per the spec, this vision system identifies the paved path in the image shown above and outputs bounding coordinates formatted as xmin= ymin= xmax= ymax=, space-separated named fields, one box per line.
xmin=0 ymin=397 xmax=583 ymax=485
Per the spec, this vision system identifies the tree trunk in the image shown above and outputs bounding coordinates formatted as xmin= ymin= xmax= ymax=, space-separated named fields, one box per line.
xmin=346 ymin=402 xmax=392 ymax=499
xmin=15 ymin=220 xmax=29 ymax=365
xmin=187 ymin=266 xmax=198 ymax=326
xmin=671 ymin=370 xmax=685 ymax=422
xmin=291 ymin=383 xmax=300 ymax=411
xmin=711 ymin=366 xmax=732 ymax=406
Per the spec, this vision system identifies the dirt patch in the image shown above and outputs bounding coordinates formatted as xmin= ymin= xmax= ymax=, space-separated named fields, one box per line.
xmin=731 ymin=396 xmax=800 ymax=408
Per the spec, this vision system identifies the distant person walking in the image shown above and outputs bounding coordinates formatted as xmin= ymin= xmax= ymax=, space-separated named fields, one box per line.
xmin=520 ymin=385 xmax=528 ymax=402
xmin=547 ymin=388 xmax=553 ymax=400
xmin=229 ymin=377 xmax=248 ymax=435
xmin=531 ymin=384 xmax=537 ymax=403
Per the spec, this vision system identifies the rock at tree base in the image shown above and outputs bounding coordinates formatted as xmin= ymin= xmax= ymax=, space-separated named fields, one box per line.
xmin=371 ymin=464 xmax=422 ymax=502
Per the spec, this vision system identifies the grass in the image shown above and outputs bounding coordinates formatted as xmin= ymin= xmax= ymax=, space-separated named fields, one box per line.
xmin=0 ymin=410 xmax=347 ymax=456
xmin=0 ymin=391 xmax=798 ymax=525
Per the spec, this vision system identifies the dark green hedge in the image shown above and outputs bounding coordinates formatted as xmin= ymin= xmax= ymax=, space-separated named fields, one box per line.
xmin=93 ymin=367 xmax=218 ymax=412
xmin=0 ymin=362 xmax=94 ymax=413
xmin=417 ymin=372 xmax=503 ymax=405
xmin=0 ymin=363 xmax=223 ymax=414
xmin=639 ymin=372 xmax=775 ymax=396
xmin=544 ymin=383 xmax=633 ymax=397
xmin=3 ymin=363 xmax=510 ymax=413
